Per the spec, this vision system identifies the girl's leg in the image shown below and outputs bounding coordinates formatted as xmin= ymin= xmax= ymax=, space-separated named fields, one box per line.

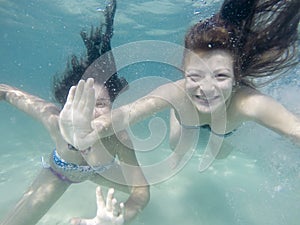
xmin=0 ymin=168 xmax=71 ymax=225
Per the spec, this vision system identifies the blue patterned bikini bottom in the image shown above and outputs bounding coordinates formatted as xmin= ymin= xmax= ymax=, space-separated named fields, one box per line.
xmin=42 ymin=150 xmax=117 ymax=183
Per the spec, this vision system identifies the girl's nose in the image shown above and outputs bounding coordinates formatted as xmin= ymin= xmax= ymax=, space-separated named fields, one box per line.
xmin=199 ymin=78 xmax=216 ymax=97
xmin=94 ymin=109 xmax=101 ymax=118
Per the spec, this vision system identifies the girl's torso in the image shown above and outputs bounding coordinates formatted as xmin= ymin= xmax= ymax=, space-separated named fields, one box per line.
xmin=49 ymin=121 xmax=121 ymax=183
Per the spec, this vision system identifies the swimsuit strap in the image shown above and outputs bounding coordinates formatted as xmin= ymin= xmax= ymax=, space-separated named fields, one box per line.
xmin=180 ymin=123 xmax=234 ymax=138
xmin=200 ymin=124 xmax=234 ymax=138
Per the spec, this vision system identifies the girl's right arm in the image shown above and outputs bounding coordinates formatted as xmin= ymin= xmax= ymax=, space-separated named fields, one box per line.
xmin=0 ymin=84 xmax=60 ymax=131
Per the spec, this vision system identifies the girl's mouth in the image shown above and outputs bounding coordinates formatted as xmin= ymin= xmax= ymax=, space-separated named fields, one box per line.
xmin=194 ymin=95 xmax=218 ymax=102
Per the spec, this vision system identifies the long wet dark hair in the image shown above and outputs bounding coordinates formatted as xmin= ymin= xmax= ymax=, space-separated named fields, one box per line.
xmin=52 ymin=0 xmax=127 ymax=106
xmin=185 ymin=0 xmax=299 ymax=87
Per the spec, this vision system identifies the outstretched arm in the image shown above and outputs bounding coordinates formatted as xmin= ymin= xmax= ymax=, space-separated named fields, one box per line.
xmin=59 ymin=78 xmax=183 ymax=150
xmin=237 ymin=88 xmax=300 ymax=145
xmin=113 ymin=130 xmax=150 ymax=223
xmin=0 ymin=84 xmax=59 ymax=131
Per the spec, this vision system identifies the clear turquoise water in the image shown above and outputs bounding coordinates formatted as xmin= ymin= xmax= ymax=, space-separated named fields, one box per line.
xmin=1 ymin=1 xmax=300 ymax=225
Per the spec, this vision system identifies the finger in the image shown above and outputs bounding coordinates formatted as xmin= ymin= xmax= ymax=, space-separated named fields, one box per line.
xmin=73 ymin=80 xmax=85 ymax=109
xmin=116 ymin=202 xmax=125 ymax=224
xmin=119 ymin=202 xmax=125 ymax=217
xmin=106 ymin=188 xmax=114 ymax=212
xmin=81 ymin=78 xmax=94 ymax=110
xmin=83 ymin=86 xmax=96 ymax=119
xmin=86 ymin=77 xmax=94 ymax=87
xmin=96 ymin=186 xmax=105 ymax=210
xmin=64 ymin=86 xmax=76 ymax=110
xmin=112 ymin=198 xmax=119 ymax=216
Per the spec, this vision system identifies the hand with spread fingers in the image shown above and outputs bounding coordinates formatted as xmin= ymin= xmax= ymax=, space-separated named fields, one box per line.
xmin=59 ymin=78 xmax=98 ymax=150
xmin=70 ymin=186 xmax=125 ymax=225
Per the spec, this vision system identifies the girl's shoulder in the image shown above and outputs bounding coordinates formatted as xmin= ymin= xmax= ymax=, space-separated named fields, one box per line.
xmin=230 ymin=85 xmax=274 ymax=119
xmin=233 ymin=85 xmax=261 ymax=99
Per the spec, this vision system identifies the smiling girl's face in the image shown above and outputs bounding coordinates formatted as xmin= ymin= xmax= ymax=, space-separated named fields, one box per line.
xmin=184 ymin=49 xmax=235 ymax=113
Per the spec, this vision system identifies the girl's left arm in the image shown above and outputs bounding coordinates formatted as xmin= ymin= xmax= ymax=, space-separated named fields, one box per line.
xmin=238 ymin=89 xmax=300 ymax=145
xmin=114 ymin=130 xmax=150 ymax=223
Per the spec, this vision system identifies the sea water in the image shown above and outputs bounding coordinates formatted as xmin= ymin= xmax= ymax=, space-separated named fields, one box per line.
xmin=0 ymin=1 xmax=299 ymax=225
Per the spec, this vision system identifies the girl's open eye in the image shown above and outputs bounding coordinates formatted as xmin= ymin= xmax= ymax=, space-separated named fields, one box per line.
xmin=215 ymin=73 xmax=231 ymax=81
